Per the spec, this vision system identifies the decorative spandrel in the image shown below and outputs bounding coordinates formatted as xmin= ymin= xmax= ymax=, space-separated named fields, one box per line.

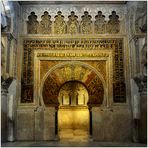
xmin=27 ymin=12 xmax=39 ymax=34
xmin=67 ymin=11 xmax=79 ymax=34
xmin=54 ymin=11 xmax=66 ymax=34
xmin=107 ymin=11 xmax=120 ymax=34
xmin=80 ymin=11 xmax=92 ymax=34
xmin=94 ymin=11 xmax=106 ymax=34
xmin=43 ymin=75 xmax=60 ymax=105
xmin=39 ymin=11 xmax=52 ymax=34
xmin=87 ymin=75 xmax=104 ymax=106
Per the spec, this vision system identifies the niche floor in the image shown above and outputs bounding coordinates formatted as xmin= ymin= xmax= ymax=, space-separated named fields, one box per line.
xmin=59 ymin=129 xmax=89 ymax=141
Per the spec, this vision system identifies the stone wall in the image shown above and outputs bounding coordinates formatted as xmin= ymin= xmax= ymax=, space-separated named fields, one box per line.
xmin=16 ymin=107 xmax=55 ymax=141
xmin=126 ymin=1 xmax=147 ymax=143
xmin=92 ymin=106 xmax=132 ymax=142
xmin=1 ymin=1 xmax=22 ymax=142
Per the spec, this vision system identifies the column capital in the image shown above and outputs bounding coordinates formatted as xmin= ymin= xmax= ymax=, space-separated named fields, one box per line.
xmin=1 ymin=87 xmax=8 ymax=95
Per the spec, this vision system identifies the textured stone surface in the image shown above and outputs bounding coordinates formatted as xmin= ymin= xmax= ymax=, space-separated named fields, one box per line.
xmin=139 ymin=93 xmax=147 ymax=143
xmin=92 ymin=106 xmax=132 ymax=142
xmin=43 ymin=107 xmax=55 ymax=140
xmin=34 ymin=109 xmax=44 ymax=140
xmin=7 ymin=79 xmax=17 ymax=142
xmin=1 ymin=89 xmax=8 ymax=142
xmin=16 ymin=109 xmax=34 ymax=140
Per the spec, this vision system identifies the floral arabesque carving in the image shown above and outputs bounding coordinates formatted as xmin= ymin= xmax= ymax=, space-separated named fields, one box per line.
xmin=80 ymin=11 xmax=92 ymax=34
xmin=54 ymin=11 xmax=66 ymax=34
xmin=67 ymin=11 xmax=79 ymax=34
xmin=107 ymin=11 xmax=120 ymax=34
xmin=39 ymin=11 xmax=52 ymax=34
xmin=26 ymin=10 xmax=121 ymax=34
xmin=27 ymin=12 xmax=39 ymax=34
xmin=94 ymin=11 xmax=106 ymax=34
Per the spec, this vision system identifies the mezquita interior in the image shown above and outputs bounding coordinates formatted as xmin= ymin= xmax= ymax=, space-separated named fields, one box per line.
xmin=1 ymin=0 xmax=147 ymax=147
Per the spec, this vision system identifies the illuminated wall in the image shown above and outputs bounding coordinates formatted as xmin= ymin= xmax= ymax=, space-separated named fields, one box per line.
xmin=58 ymin=81 xmax=89 ymax=133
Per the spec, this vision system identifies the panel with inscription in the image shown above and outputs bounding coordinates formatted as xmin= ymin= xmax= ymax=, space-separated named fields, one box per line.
xmin=22 ymin=38 xmax=126 ymax=103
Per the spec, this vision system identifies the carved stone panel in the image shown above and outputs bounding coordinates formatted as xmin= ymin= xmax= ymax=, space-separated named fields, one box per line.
xmin=67 ymin=11 xmax=79 ymax=34
xmin=84 ymin=61 xmax=106 ymax=81
xmin=54 ymin=11 xmax=66 ymax=34
xmin=94 ymin=11 xmax=106 ymax=34
xmin=27 ymin=12 xmax=39 ymax=34
xmin=25 ymin=8 xmax=123 ymax=35
xmin=107 ymin=11 xmax=120 ymax=34
xmin=113 ymin=39 xmax=126 ymax=102
xmin=87 ymin=75 xmax=104 ymax=106
xmin=21 ymin=85 xmax=33 ymax=103
xmin=43 ymin=75 xmax=60 ymax=105
xmin=80 ymin=11 xmax=92 ymax=34
xmin=39 ymin=11 xmax=52 ymax=34
xmin=22 ymin=38 xmax=126 ymax=103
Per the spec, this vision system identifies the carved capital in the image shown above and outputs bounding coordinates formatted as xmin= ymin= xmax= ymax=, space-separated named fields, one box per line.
xmin=133 ymin=36 xmax=139 ymax=44
xmin=1 ymin=88 xmax=8 ymax=95
xmin=133 ymin=74 xmax=147 ymax=93
xmin=1 ymin=76 xmax=13 ymax=90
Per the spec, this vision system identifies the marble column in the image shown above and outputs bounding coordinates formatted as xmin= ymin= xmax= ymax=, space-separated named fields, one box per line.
xmin=1 ymin=77 xmax=14 ymax=142
xmin=139 ymin=90 xmax=147 ymax=143
xmin=133 ymin=37 xmax=140 ymax=74
xmin=7 ymin=95 xmax=15 ymax=141
xmin=1 ymin=88 xmax=8 ymax=142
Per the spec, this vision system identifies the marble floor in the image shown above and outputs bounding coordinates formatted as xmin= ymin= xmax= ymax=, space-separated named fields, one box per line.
xmin=1 ymin=130 xmax=147 ymax=147
xmin=1 ymin=141 xmax=147 ymax=147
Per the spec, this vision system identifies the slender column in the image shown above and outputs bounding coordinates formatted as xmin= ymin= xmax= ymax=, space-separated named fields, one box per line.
xmin=55 ymin=108 xmax=59 ymax=140
xmin=133 ymin=37 xmax=140 ymax=74
xmin=89 ymin=108 xmax=92 ymax=136
xmin=7 ymin=95 xmax=15 ymax=141
xmin=1 ymin=88 xmax=8 ymax=142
